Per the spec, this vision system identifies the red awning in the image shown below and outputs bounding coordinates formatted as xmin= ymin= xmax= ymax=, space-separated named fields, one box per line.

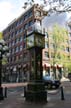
xmin=43 ymin=63 xmax=51 ymax=68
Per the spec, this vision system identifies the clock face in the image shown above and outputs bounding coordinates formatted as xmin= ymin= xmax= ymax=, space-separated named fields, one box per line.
xmin=26 ymin=34 xmax=45 ymax=49
xmin=35 ymin=36 xmax=45 ymax=47
xmin=26 ymin=35 xmax=34 ymax=48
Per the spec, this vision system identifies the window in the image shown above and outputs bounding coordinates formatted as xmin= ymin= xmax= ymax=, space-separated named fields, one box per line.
xmin=19 ymin=28 xmax=23 ymax=33
xmin=14 ymin=56 xmax=16 ymax=61
xmin=69 ymin=48 xmax=71 ymax=52
xmin=28 ymin=10 xmax=33 ymax=17
xmin=16 ymin=21 xmax=19 ymax=27
xmin=15 ymin=38 xmax=19 ymax=44
xmin=35 ymin=11 xmax=41 ymax=17
xmin=16 ymin=47 xmax=19 ymax=52
xmin=24 ymin=14 xmax=27 ymax=20
xmin=66 ymin=47 xmax=69 ymax=52
xmin=66 ymin=39 xmax=69 ymax=44
xmin=45 ymin=32 xmax=48 ymax=38
xmin=24 ymin=24 xmax=27 ymax=29
xmin=15 ymin=31 xmax=17 ymax=35
xmin=19 ymin=19 xmax=23 ymax=25
xmin=24 ymin=41 xmax=26 ymax=48
xmin=69 ymin=33 xmax=71 ymax=37
xmin=19 ymin=36 xmax=23 ymax=42
xmin=12 ymin=48 xmax=14 ymax=54
xmin=70 ymin=40 xmax=71 ymax=44
xmin=9 ymin=43 xmax=11 ymax=47
xmin=44 ymin=51 xmax=49 ymax=58
xmin=28 ymin=20 xmax=33 ymax=27
xmin=45 ymin=42 xmax=49 ymax=48
xmin=23 ymin=33 xmax=26 ymax=39
xmin=69 ymin=26 xmax=71 ymax=30
xmin=12 ymin=41 xmax=15 ymax=46
xmin=16 ymin=56 xmax=19 ymax=61
xmin=20 ymin=45 xmax=23 ymax=51
xmin=19 ymin=54 xmax=23 ymax=59
xmin=11 ymin=32 xmax=14 ymax=38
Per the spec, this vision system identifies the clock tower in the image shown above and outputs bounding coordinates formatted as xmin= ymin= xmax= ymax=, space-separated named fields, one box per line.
xmin=25 ymin=23 xmax=47 ymax=102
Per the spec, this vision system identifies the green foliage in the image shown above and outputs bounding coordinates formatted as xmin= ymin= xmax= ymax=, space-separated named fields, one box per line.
xmin=47 ymin=24 xmax=70 ymax=77
xmin=2 ymin=57 xmax=8 ymax=65
xmin=0 ymin=32 xmax=3 ymax=39
xmin=51 ymin=24 xmax=68 ymax=64
xmin=0 ymin=32 xmax=8 ymax=65
xmin=64 ymin=61 xmax=71 ymax=73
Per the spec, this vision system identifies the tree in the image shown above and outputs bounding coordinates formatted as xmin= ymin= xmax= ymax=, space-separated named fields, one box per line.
xmin=0 ymin=32 xmax=8 ymax=65
xmin=48 ymin=24 xmax=69 ymax=78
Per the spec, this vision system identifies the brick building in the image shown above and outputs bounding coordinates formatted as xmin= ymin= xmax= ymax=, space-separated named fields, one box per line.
xmin=2 ymin=4 xmax=47 ymax=82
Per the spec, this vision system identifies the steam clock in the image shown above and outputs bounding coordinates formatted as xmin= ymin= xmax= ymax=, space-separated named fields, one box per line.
xmin=25 ymin=23 xmax=47 ymax=102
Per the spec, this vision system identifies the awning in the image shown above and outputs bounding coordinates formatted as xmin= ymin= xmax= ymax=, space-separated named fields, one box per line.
xmin=43 ymin=63 xmax=51 ymax=68
xmin=57 ymin=64 xmax=63 ymax=68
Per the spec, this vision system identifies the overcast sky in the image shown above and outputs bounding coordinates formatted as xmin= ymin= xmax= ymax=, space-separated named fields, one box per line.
xmin=0 ymin=0 xmax=42 ymax=32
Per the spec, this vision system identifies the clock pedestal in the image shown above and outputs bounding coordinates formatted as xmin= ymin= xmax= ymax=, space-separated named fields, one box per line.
xmin=25 ymin=29 xmax=47 ymax=102
xmin=25 ymin=47 xmax=47 ymax=102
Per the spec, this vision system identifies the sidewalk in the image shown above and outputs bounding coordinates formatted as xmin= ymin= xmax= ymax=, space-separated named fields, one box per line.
xmin=0 ymin=81 xmax=71 ymax=108
xmin=61 ymin=77 xmax=70 ymax=82
xmin=0 ymin=83 xmax=71 ymax=108
xmin=0 ymin=92 xmax=71 ymax=108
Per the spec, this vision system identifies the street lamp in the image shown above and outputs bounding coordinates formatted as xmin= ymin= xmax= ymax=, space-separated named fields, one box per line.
xmin=0 ymin=39 xmax=9 ymax=100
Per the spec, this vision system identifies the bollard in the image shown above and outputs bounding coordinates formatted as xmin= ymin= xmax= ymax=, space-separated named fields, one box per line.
xmin=4 ymin=87 xmax=7 ymax=98
xmin=60 ymin=86 xmax=65 ymax=100
xmin=24 ymin=86 xmax=26 ymax=97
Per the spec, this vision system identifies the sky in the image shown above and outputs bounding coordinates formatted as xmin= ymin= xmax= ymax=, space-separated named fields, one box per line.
xmin=0 ymin=0 xmax=42 ymax=32
xmin=0 ymin=0 xmax=71 ymax=32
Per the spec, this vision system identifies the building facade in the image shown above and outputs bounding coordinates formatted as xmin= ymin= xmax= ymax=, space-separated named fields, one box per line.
xmin=2 ymin=4 xmax=71 ymax=82
xmin=2 ymin=4 xmax=47 ymax=82
xmin=42 ymin=20 xmax=71 ymax=78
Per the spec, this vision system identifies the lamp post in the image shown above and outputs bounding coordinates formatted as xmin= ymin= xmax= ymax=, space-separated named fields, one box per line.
xmin=0 ymin=39 xmax=9 ymax=100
